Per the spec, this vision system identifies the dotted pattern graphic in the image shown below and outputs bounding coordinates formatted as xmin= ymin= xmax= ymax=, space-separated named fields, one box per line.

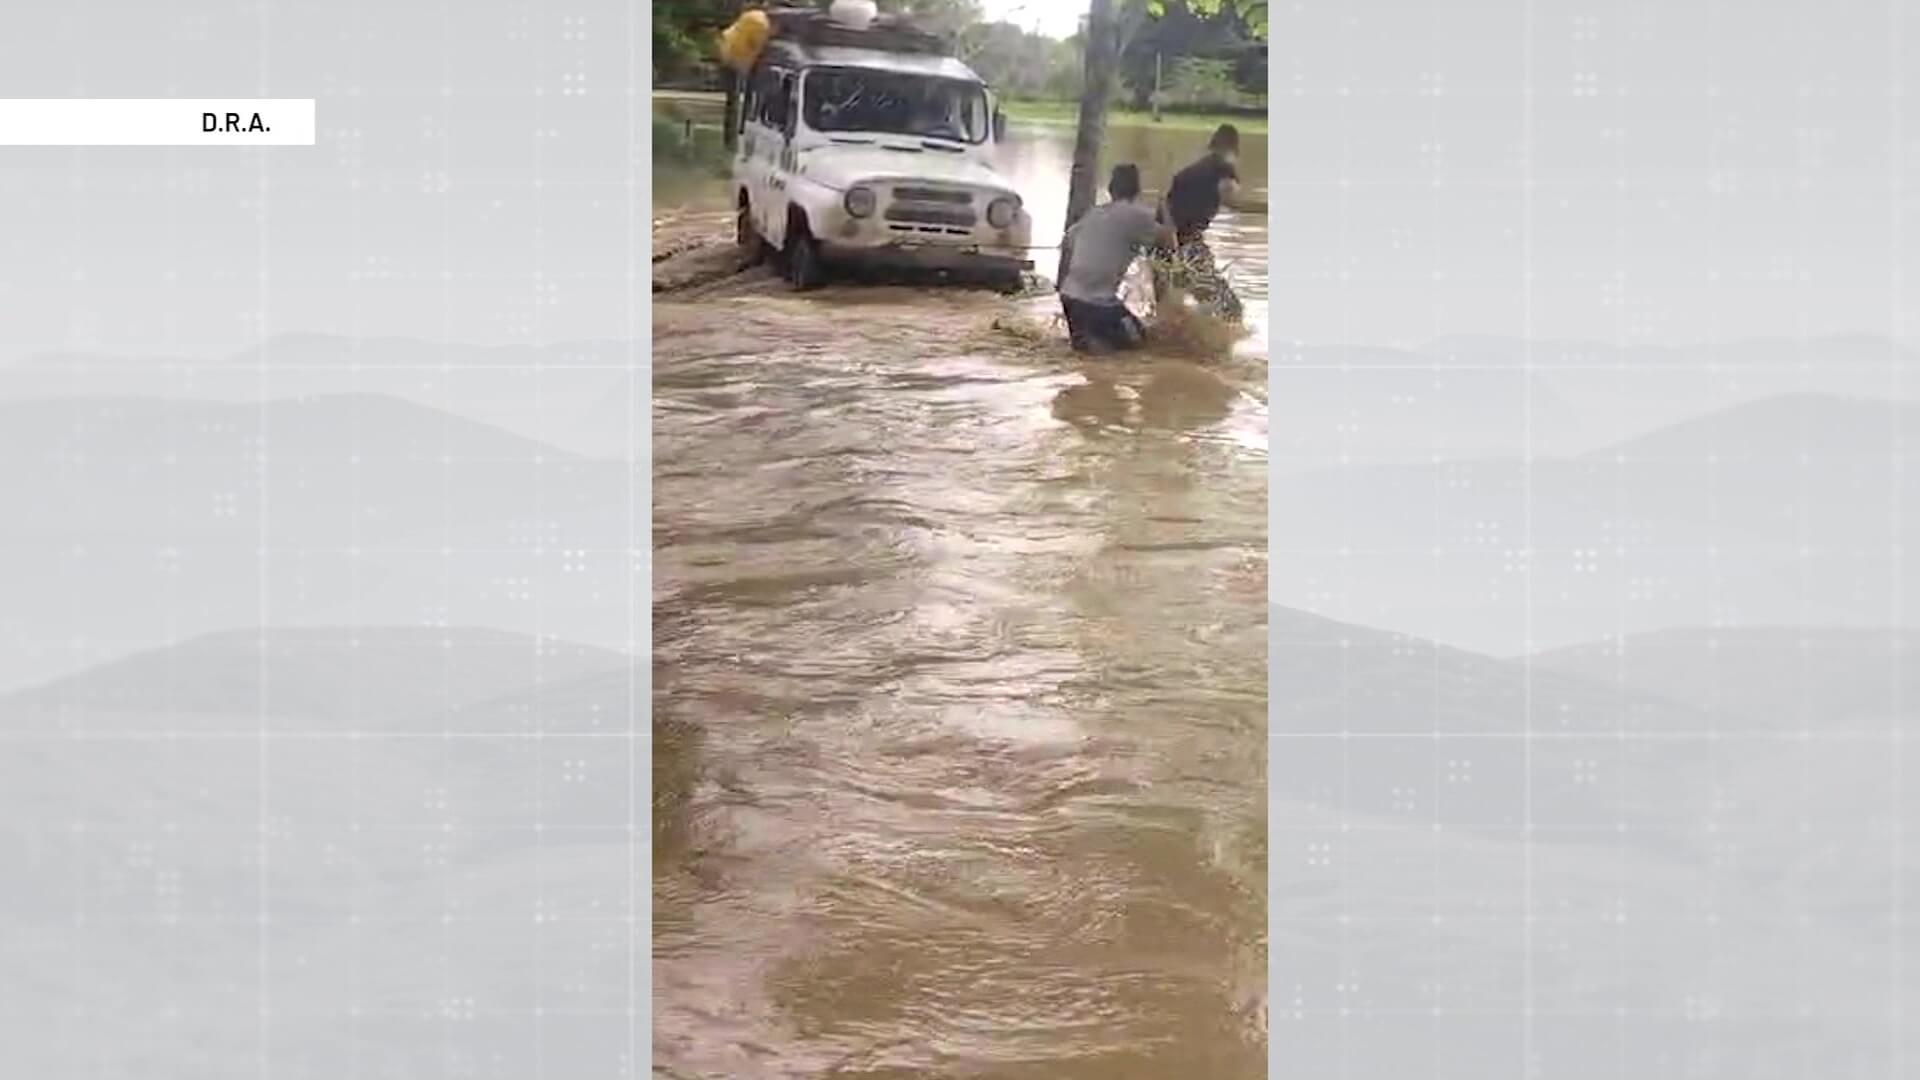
xmin=1270 ymin=3 xmax=1914 ymax=1078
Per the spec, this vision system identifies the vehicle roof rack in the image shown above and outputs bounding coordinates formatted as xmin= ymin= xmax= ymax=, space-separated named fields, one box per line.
xmin=763 ymin=4 xmax=953 ymax=56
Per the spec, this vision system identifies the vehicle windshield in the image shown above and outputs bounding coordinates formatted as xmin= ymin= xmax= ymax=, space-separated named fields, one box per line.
xmin=802 ymin=67 xmax=989 ymax=144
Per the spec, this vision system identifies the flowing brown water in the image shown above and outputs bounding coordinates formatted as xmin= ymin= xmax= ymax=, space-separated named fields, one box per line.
xmin=652 ymin=116 xmax=1268 ymax=1077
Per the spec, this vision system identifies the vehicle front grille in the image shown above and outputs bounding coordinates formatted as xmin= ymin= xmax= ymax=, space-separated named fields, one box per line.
xmin=886 ymin=223 xmax=973 ymax=238
xmin=883 ymin=205 xmax=977 ymax=228
xmin=891 ymin=186 xmax=972 ymax=205
xmin=881 ymin=184 xmax=981 ymax=237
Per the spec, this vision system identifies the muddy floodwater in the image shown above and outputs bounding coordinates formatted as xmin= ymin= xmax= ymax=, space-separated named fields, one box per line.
xmin=652 ymin=114 xmax=1269 ymax=1077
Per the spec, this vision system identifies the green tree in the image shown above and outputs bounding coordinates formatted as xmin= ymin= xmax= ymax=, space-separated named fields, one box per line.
xmin=882 ymin=0 xmax=985 ymax=36
xmin=1163 ymin=56 xmax=1238 ymax=108
xmin=1118 ymin=0 xmax=1251 ymax=110
xmin=654 ymin=0 xmax=738 ymax=82
xmin=1168 ymin=0 xmax=1266 ymax=37
xmin=960 ymin=20 xmax=1082 ymax=99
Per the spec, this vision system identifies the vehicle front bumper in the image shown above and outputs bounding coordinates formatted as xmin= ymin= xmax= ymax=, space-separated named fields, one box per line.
xmin=819 ymin=239 xmax=1032 ymax=274
xmin=815 ymin=207 xmax=1033 ymax=273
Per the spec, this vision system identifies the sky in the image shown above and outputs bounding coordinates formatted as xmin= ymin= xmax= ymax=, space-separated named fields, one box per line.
xmin=977 ymin=0 xmax=1081 ymax=41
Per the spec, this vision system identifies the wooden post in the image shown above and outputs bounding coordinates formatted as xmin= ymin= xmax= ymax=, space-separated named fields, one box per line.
xmin=722 ymin=69 xmax=741 ymax=151
xmin=1153 ymin=51 xmax=1162 ymax=122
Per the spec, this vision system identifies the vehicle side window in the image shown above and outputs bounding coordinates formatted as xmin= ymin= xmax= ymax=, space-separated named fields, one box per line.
xmin=747 ymin=66 xmax=777 ymax=129
xmin=960 ymin=92 xmax=987 ymax=141
xmin=765 ymin=69 xmax=789 ymax=132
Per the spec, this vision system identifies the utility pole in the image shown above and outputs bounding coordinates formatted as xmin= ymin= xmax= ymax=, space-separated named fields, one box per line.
xmin=1059 ymin=0 xmax=1119 ymax=283
xmin=720 ymin=1 xmax=745 ymax=151
xmin=722 ymin=70 xmax=741 ymax=151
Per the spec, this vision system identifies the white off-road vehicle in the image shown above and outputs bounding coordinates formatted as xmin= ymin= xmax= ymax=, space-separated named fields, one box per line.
xmin=731 ymin=3 xmax=1034 ymax=291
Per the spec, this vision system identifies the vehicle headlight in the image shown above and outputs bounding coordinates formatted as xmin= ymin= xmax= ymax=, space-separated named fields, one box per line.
xmin=986 ymin=195 xmax=1018 ymax=229
xmin=844 ymin=185 xmax=877 ymax=218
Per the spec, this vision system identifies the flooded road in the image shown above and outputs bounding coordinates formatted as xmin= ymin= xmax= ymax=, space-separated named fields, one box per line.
xmin=652 ymin=118 xmax=1269 ymax=1076
xmin=654 ymin=97 xmax=1270 ymax=357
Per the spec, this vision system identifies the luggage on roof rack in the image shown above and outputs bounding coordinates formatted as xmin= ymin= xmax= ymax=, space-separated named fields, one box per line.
xmin=762 ymin=4 xmax=952 ymax=56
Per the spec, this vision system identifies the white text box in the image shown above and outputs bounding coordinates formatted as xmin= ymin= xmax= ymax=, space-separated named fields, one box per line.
xmin=0 ymin=99 xmax=315 ymax=146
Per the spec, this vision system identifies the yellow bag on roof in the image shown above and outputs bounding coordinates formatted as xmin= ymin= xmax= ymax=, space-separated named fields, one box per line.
xmin=718 ymin=10 xmax=772 ymax=74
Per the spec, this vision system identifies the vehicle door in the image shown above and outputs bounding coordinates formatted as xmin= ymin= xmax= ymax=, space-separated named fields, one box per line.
xmin=732 ymin=68 xmax=762 ymax=218
xmin=737 ymin=63 xmax=786 ymax=245
xmin=761 ymin=69 xmax=800 ymax=247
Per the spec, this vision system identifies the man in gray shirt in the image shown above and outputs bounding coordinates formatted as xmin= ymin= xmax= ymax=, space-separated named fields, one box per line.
xmin=1059 ymin=163 xmax=1176 ymax=353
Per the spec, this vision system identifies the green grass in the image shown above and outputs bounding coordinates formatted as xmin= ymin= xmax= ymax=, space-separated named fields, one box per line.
xmin=997 ymin=98 xmax=1268 ymax=134
xmin=653 ymin=116 xmax=730 ymax=173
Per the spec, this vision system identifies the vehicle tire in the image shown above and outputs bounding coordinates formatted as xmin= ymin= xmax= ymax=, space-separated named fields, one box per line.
xmin=785 ymin=218 xmax=825 ymax=291
xmin=736 ymin=201 xmax=765 ymax=265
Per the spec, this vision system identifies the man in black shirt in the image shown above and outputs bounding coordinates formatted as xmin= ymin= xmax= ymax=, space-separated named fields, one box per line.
xmin=1154 ymin=123 xmax=1245 ymax=321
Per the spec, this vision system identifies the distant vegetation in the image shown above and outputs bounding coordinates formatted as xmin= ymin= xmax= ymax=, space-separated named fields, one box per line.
xmin=651 ymin=0 xmax=1267 ymax=120
xmin=653 ymin=111 xmax=729 ymax=174
xmin=999 ymin=98 xmax=1266 ymax=133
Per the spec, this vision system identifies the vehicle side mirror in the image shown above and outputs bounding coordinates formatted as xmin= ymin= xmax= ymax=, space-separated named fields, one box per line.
xmin=992 ymin=109 xmax=1007 ymax=142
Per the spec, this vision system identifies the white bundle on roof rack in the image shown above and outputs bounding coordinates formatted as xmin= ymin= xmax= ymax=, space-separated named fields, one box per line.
xmin=764 ymin=3 xmax=952 ymax=56
xmin=828 ymin=0 xmax=877 ymax=30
